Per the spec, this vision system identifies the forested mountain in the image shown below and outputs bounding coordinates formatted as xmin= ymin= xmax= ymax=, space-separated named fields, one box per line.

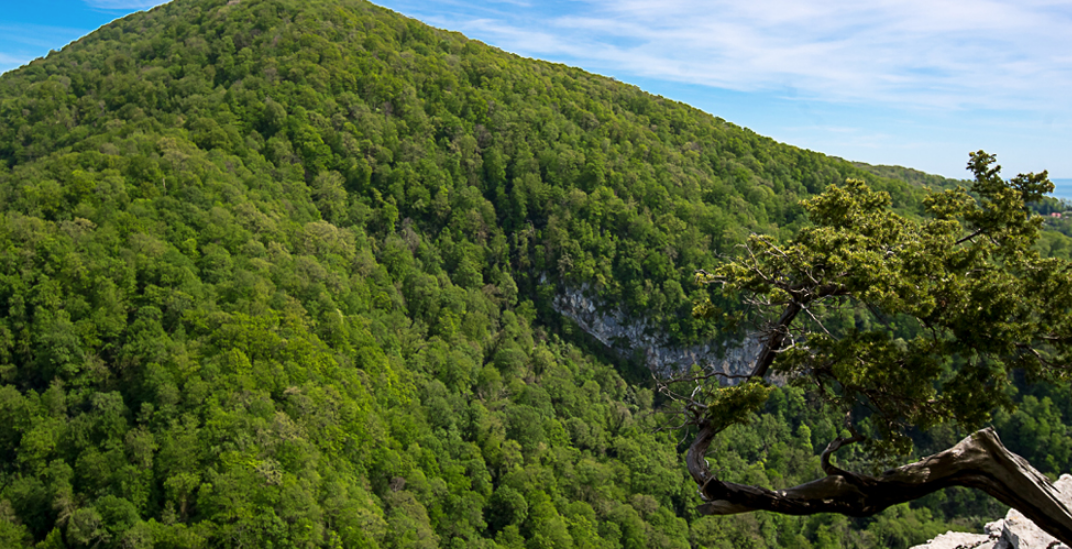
xmin=0 ymin=0 xmax=1069 ymax=547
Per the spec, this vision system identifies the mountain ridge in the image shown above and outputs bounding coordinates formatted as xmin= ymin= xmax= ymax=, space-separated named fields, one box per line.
xmin=0 ymin=0 xmax=1055 ymax=547
xmin=0 ymin=0 xmax=942 ymax=346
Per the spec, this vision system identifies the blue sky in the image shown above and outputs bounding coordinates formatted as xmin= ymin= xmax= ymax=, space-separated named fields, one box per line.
xmin=0 ymin=1 xmax=164 ymax=68
xmin=2 ymin=0 xmax=1070 ymax=179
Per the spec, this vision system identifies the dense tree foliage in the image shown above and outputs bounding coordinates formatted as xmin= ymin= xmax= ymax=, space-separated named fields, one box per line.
xmin=0 ymin=0 xmax=949 ymax=348
xmin=685 ymin=153 xmax=1072 ymax=541
xmin=849 ymin=162 xmax=965 ymax=190
xmin=0 ymin=0 xmax=1069 ymax=547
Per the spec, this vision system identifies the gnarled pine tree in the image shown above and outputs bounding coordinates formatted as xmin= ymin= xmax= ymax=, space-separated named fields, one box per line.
xmin=679 ymin=151 xmax=1072 ymax=542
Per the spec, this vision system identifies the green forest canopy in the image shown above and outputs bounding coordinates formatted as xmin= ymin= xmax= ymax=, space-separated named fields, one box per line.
xmin=0 ymin=0 xmax=1070 ymax=547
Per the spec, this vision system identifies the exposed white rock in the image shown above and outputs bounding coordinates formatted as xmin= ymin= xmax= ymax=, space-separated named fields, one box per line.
xmin=552 ymin=284 xmax=762 ymax=380
xmin=911 ymin=531 xmax=998 ymax=549
xmin=912 ymin=475 xmax=1072 ymax=549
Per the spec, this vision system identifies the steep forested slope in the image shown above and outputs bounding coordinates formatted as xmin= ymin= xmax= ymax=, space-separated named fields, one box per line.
xmin=0 ymin=0 xmax=1041 ymax=547
xmin=0 ymin=0 xmax=935 ymax=346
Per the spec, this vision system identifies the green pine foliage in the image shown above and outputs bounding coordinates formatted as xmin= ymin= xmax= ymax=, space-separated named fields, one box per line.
xmin=0 ymin=0 xmax=1060 ymax=547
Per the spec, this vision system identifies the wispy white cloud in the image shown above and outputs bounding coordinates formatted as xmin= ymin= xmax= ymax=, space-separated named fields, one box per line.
xmin=0 ymin=52 xmax=31 ymax=74
xmin=481 ymin=0 xmax=532 ymax=7
xmin=0 ymin=24 xmax=90 ymax=50
xmin=433 ymin=0 xmax=1072 ymax=112
xmin=0 ymin=23 xmax=90 ymax=74
xmin=82 ymin=0 xmax=169 ymax=10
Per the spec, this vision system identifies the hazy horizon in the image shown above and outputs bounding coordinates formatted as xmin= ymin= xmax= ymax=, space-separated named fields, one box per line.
xmin=1051 ymin=178 xmax=1072 ymax=201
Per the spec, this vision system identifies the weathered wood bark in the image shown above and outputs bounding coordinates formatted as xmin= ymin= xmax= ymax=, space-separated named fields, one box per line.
xmin=687 ymin=426 xmax=1072 ymax=545
xmin=748 ymin=302 xmax=800 ymax=379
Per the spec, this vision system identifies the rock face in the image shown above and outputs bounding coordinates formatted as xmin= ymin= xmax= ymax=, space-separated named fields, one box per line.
xmin=552 ymin=285 xmax=762 ymax=380
xmin=911 ymin=475 xmax=1072 ymax=549
xmin=913 ymin=532 xmax=996 ymax=549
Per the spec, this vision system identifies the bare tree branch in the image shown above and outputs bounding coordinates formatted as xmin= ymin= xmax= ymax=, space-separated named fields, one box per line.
xmin=819 ymin=420 xmax=864 ymax=477
xmin=687 ymin=427 xmax=1072 ymax=545
xmin=749 ymin=302 xmax=802 ymax=379
xmin=956 ymin=228 xmax=986 ymax=245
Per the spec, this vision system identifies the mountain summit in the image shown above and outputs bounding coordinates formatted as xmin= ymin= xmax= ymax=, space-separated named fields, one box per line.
xmin=0 ymin=0 xmax=955 ymax=547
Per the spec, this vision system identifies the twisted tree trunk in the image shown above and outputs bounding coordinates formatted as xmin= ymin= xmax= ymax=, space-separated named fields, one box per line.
xmin=687 ymin=426 xmax=1072 ymax=545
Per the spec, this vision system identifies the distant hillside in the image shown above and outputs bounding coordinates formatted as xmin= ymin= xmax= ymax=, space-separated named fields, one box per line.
xmin=849 ymin=161 xmax=968 ymax=190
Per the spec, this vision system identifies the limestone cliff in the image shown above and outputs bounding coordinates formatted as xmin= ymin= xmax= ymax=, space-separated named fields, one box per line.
xmin=553 ymin=285 xmax=762 ymax=380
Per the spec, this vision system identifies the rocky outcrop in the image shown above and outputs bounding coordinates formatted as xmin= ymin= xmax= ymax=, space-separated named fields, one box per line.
xmin=552 ymin=285 xmax=762 ymax=380
xmin=911 ymin=475 xmax=1072 ymax=549
xmin=912 ymin=532 xmax=995 ymax=549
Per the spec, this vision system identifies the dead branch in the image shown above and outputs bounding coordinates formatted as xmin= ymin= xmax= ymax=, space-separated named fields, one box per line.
xmin=688 ymin=427 xmax=1072 ymax=545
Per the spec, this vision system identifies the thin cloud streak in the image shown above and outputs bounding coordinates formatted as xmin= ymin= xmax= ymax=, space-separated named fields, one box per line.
xmin=82 ymin=0 xmax=169 ymax=9
xmin=0 ymin=24 xmax=92 ymax=75
xmin=444 ymin=0 xmax=1072 ymax=113
xmin=0 ymin=53 xmax=31 ymax=73
xmin=0 ymin=24 xmax=91 ymax=51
